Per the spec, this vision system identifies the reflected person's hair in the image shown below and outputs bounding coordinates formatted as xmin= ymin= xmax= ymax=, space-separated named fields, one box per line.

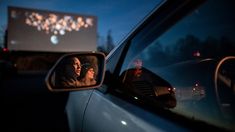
xmin=79 ymin=63 xmax=95 ymax=79
xmin=54 ymin=56 xmax=81 ymax=88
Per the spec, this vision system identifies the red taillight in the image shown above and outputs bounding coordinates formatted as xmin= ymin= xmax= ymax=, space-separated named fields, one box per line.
xmin=3 ymin=48 xmax=9 ymax=52
xmin=193 ymin=51 xmax=200 ymax=57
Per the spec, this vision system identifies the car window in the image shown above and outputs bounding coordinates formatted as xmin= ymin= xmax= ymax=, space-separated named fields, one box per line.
xmin=119 ymin=0 xmax=235 ymax=131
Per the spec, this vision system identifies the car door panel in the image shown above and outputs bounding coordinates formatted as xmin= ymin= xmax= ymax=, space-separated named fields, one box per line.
xmin=65 ymin=90 xmax=94 ymax=132
xmin=83 ymin=90 xmax=187 ymax=132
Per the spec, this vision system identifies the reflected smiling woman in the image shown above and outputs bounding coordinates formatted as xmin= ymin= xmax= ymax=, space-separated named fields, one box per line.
xmin=79 ymin=63 xmax=97 ymax=86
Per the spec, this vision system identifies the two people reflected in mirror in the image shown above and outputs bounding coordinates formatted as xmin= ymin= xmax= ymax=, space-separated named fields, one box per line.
xmin=55 ymin=56 xmax=97 ymax=88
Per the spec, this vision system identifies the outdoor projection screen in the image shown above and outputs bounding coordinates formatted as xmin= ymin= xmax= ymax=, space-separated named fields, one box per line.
xmin=7 ymin=6 xmax=97 ymax=52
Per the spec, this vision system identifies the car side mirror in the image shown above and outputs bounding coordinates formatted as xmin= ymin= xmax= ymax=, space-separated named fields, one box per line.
xmin=45 ymin=52 xmax=106 ymax=92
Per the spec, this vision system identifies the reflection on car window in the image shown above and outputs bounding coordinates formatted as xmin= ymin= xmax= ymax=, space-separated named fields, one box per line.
xmin=120 ymin=0 xmax=235 ymax=131
xmin=120 ymin=58 xmax=177 ymax=108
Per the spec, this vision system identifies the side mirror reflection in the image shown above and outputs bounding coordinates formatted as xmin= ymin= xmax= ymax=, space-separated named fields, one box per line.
xmin=120 ymin=66 xmax=176 ymax=109
xmin=45 ymin=52 xmax=105 ymax=92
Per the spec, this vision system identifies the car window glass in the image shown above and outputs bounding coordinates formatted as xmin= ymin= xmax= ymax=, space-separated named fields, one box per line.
xmin=119 ymin=0 xmax=235 ymax=131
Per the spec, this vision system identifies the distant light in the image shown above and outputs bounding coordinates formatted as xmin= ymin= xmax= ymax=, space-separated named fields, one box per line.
xmin=59 ymin=30 xmax=65 ymax=35
xmin=10 ymin=40 xmax=17 ymax=45
xmin=195 ymin=83 xmax=199 ymax=87
xmin=168 ymin=88 xmax=171 ymax=91
xmin=193 ymin=51 xmax=201 ymax=57
xmin=134 ymin=96 xmax=138 ymax=100
xmin=3 ymin=48 xmax=9 ymax=52
xmin=121 ymin=121 xmax=127 ymax=126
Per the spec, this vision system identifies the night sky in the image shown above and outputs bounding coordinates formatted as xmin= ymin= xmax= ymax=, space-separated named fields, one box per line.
xmin=0 ymin=0 xmax=162 ymax=47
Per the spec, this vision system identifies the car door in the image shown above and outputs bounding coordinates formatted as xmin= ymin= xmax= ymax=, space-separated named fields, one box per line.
xmin=77 ymin=0 xmax=235 ymax=131
xmin=82 ymin=0 xmax=204 ymax=131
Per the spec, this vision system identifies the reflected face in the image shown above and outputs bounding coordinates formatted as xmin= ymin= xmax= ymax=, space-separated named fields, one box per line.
xmin=72 ymin=57 xmax=81 ymax=76
xmin=86 ymin=68 xmax=95 ymax=79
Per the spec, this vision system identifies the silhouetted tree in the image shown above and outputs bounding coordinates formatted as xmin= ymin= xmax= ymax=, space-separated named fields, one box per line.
xmin=0 ymin=25 xmax=5 ymax=48
xmin=175 ymin=35 xmax=200 ymax=61
xmin=106 ymin=30 xmax=115 ymax=53
xmin=97 ymin=29 xmax=115 ymax=55
xmin=143 ymin=34 xmax=235 ymax=68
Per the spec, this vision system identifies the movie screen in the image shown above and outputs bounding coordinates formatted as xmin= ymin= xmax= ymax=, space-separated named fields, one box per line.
xmin=7 ymin=6 xmax=97 ymax=52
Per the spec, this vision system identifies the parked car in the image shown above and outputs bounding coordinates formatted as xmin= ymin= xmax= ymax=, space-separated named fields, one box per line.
xmin=46 ymin=0 xmax=235 ymax=131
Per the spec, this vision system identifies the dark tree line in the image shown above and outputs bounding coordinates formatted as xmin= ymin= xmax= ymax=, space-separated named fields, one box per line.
xmin=145 ymin=35 xmax=235 ymax=67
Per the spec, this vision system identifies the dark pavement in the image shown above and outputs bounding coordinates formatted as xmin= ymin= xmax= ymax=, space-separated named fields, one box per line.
xmin=2 ymin=72 xmax=70 ymax=132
